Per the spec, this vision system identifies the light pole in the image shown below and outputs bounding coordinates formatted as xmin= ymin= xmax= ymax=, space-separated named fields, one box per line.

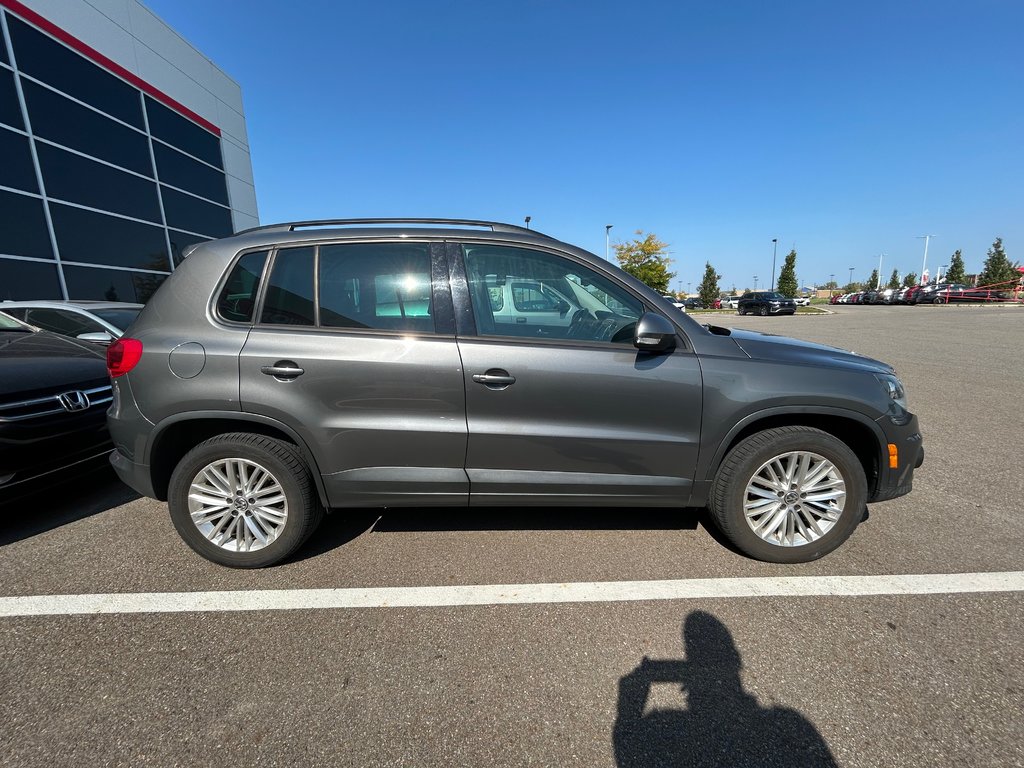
xmin=753 ymin=275 xmax=758 ymax=290
xmin=848 ymin=266 xmax=855 ymax=287
xmin=524 ymin=216 xmax=531 ymax=230
xmin=830 ymin=273 xmax=835 ymax=289
xmin=917 ymin=234 xmax=935 ymax=284
xmin=605 ymin=225 xmax=613 ymax=261
xmin=877 ymin=253 xmax=885 ymax=288
xmin=770 ymin=238 xmax=778 ymax=291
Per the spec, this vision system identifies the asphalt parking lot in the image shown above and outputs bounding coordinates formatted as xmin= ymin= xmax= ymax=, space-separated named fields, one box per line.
xmin=1 ymin=305 xmax=1022 ymax=767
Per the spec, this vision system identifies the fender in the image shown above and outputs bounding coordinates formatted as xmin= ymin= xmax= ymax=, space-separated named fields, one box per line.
xmin=147 ymin=410 xmax=331 ymax=508
xmin=701 ymin=404 xmax=887 ymax=483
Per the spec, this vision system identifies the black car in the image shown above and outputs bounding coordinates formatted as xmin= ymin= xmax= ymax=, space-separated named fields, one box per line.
xmin=737 ymin=291 xmax=797 ymax=316
xmin=0 ymin=311 xmax=113 ymax=502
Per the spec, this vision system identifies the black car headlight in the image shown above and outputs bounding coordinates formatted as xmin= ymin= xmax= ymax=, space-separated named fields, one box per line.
xmin=876 ymin=373 xmax=908 ymax=411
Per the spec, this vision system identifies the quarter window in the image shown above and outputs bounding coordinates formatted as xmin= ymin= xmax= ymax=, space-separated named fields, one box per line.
xmin=462 ymin=245 xmax=642 ymax=344
xmin=217 ymin=250 xmax=267 ymax=323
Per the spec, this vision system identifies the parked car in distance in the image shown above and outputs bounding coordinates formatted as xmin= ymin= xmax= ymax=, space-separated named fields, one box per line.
xmin=662 ymin=295 xmax=686 ymax=312
xmin=682 ymin=297 xmax=704 ymax=310
xmin=737 ymin=291 xmax=797 ymax=316
xmin=926 ymin=284 xmax=1009 ymax=304
xmin=793 ymin=296 xmax=811 ymax=307
xmin=0 ymin=300 xmax=143 ymax=345
xmin=106 ymin=217 xmax=923 ymax=569
xmin=0 ymin=311 xmax=113 ymax=502
xmin=721 ymin=295 xmax=741 ymax=310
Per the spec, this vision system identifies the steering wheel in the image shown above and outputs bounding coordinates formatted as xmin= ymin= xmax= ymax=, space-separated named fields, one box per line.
xmin=567 ymin=308 xmax=597 ymax=339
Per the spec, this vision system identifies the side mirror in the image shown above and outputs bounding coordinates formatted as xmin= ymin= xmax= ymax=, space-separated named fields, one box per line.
xmin=77 ymin=331 xmax=114 ymax=345
xmin=556 ymin=299 xmax=571 ymax=317
xmin=633 ymin=312 xmax=677 ymax=353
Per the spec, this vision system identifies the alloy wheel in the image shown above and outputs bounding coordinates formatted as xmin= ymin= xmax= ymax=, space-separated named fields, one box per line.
xmin=187 ymin=458 xmax=288 ymax=552
xmin=743 ymin=451 xmax=846 ymax=546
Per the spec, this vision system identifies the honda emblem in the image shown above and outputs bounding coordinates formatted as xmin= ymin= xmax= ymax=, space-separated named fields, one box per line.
xmin=57 ymin=390 xmax=91 ymax=412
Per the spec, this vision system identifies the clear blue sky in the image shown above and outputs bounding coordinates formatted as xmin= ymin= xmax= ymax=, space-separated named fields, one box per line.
xmin=148 ymin=0 xmax=1022 ymax=291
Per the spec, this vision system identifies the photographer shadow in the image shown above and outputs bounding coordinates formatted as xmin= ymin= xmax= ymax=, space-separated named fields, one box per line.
xmin=614 ymin=611 xmax=837 ymax=768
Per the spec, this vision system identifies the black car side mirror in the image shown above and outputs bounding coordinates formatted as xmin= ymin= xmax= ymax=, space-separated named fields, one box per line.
xmin=633 ymin=312 xmax=677 ymax=353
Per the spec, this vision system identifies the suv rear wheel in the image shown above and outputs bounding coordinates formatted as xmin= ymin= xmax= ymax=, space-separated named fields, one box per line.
xmin=168 ymin=433 xmax=324 ymax=568
xmin=709 ymin=426 xmax=867 ymax=563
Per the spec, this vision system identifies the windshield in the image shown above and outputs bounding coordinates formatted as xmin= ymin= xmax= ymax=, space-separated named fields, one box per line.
xmin=764 ymin=292 xmax=785 ymax=300
xmin=93 ymin=307 xmax=142 ymax=331
xmin=0 ymin=311 xmax=31 ymax=331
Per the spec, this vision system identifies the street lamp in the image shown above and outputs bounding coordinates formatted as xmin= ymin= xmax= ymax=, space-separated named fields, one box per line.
xmin=917 ymin=234 xmax=936 ymax=284
xmin=770 ymin=238 xmax=778 ymax=291
xmin=830 ymin=273 xmax=835 ymax=289
xmin=753 ymin=274 xmax=758 ymax=290
xmin=605 ymin=225 xmax=613 ymax=261
xmin=848 ymin=266 xmax=855 ymax=286
xmin=524 ymin=216 xmax=531 ymax=230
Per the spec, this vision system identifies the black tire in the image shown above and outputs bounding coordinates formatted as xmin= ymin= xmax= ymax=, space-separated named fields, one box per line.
xmin=708 ymin=426 xmax=867 ymax=563
xmin=168 ymin=432 xmax=325 ymax=568
xmin=738 ymin=306 xmax=746 ymax=315
xmin=758 ymin=305 xmax=769 ymax=317
xmin=932 ymin=296 xmax=944 ymax=305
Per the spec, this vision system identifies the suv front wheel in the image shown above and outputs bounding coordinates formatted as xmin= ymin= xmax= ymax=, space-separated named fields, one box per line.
xmin=168 ymin=433 xmax=325 ymax=568
xmin=709 ymin=426 xmax=867 ymax=563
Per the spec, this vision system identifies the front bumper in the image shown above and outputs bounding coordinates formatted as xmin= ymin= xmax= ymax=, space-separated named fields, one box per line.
xmin=869 ymin=413 xmax=924 ymax=502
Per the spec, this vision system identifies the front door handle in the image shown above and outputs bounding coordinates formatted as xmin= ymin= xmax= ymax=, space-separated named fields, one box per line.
xmin=261 ymin=361 xmax=304 ymax=380
xmin=472 ymin=369 xmax=516 ymax=389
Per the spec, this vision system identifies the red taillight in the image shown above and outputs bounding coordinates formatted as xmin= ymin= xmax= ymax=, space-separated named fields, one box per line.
xmin=107 ymin=338 xmax=143 ymax=378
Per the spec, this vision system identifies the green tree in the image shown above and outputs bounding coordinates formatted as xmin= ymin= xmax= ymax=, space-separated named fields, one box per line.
xmin=867 ymin=268 xmax=879 ymax=289
xmin=944 ymin=249 xmax=966 ymax=284
xmin=698 ymin=262 xmax=721 ymax=308
xmin=978 ymin=237 xmax=1018 ymax=288
xmin=887 ymin=269 xmax=901 ymax=289
xmin=903 ymin=272 xmax=917 ymax=287
xmin=613 ymin=231 xmax=674 ymax=294
xmin=776 ymin=249 xmax=798 ymax=297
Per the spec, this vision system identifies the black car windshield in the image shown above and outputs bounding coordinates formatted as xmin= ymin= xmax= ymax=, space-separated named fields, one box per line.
xmin=763 ymin=292 xmax=785 ymax=300
xmin=93 ymin=308 xmax=141 ymax=330
xmin=0 ymin=311 xmax=31 ymax=331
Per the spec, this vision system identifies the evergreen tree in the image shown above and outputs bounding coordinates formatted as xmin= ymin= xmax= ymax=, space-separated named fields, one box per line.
xmin=903 ymin=272 xmax=917 ymax=287
xmin=698 ymin=262 xmax=721 ymax=308
xmin=867 ymin=269 xmax=879 ymax=289
xmin=887 ymin=269 xmax=901 ymax=289
xmin=945 ymin=250 xmax=966 ymax=284
xmin=776 ymin=249 xmax=798 ymax=297
xmin=613 ymin=231 xmax=675 ymax=293
xmin=978 ymin=237 xmax=1018 ymax=288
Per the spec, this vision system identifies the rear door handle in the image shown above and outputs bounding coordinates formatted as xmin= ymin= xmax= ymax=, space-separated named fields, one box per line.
xmin=261 ymin=361 xmax=304 ymax=380
xmin=472 ymin=370 xmax=516 ymax=388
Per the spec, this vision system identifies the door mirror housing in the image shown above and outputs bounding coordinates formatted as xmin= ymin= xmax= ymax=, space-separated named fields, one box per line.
xmin=633 ymin=312 xmax=677 ymax=353
xmin=76 ymin=331 xmax=114 ymax=345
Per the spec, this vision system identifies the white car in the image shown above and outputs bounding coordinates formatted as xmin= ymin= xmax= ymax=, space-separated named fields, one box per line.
xmin=0 ymin=300 xmax=142 ymax=344
xmin=792 ymin=296 xmax=811 ymax=307
xmin=721 ymin=296 xmax=741 ymax=310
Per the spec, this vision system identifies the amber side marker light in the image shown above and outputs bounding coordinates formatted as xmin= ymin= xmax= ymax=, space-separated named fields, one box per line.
xmin=888 ymin=443 xmax=899 ymax=469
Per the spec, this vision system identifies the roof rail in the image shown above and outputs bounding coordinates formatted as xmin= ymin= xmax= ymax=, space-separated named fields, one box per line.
xmin=234 ymin=218 xmax=556 ymax=240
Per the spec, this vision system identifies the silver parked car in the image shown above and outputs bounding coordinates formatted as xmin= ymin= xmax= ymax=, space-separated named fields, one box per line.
xmin=0 ymin=300 xmax=142 ymax=345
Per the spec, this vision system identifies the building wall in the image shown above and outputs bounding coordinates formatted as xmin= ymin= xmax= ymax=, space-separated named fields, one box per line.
xmin=0 ymin=0 xmax=257 ymax=302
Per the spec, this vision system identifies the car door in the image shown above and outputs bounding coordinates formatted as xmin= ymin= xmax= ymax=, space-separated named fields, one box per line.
xmin=238 ymin=241 xmax=468 ymax=508
xmin=450 ymin=242 xmax=703 ymax=506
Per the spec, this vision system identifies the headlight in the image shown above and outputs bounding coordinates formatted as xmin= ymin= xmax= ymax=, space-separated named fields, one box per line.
xmin=876 ymin=373 xmax=907 ymax=410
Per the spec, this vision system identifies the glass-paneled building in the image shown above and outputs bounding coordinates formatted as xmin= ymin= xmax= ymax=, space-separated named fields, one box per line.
xmin=0 ymin=0 xmax=258 ymax=303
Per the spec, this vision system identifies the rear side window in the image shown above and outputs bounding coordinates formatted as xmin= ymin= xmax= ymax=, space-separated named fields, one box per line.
xmin=261 ymin=247 xmax=315 ymax=326
xmin=217 ymin=250 xmax=268 ymax=322
xmin=319 ymin=243 xmax=433 ymax=332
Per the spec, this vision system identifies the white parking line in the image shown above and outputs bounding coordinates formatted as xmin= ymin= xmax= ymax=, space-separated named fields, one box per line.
xmin=1 ymin=571 xmax=1022 ymax=618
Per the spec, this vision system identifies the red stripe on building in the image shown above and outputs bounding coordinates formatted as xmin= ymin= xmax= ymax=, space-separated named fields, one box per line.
xmin=0 ymin=0 xmax=221 ymax=136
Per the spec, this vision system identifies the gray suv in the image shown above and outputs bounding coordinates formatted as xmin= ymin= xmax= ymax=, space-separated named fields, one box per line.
xmin=106 ymin=218 xmax=923 ymax=568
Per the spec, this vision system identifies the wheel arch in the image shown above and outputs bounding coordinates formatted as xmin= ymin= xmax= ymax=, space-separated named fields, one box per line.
xmin=705 ymin=407 xmax=885 ymax=494
xmin=146 ymin=411 xmax=329 ymax=507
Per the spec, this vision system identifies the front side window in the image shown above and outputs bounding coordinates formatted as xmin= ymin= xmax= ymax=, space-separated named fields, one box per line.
xmin=463 ymin=244 xmax=642 ymax=344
